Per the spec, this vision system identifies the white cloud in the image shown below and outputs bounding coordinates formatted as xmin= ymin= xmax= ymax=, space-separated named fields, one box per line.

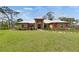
xmin=68 ymin=6 xmax=79 ymax=9
xmin=24 ymin=8 xmax=33 ymax=10
xmin=16 ymin=10 xmax=22 ymax=12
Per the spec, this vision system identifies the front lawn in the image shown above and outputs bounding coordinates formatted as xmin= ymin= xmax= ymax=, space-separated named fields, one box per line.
xmin=0 ymin=30 xmax=79 ymax=52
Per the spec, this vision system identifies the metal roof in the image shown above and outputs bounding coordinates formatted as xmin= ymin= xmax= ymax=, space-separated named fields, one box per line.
xmin=18 ymin=20 xmax=35 ymax=23
xmin=18 ymin=20 xmax=67 ymax=24
xmin=44 ymin=20 xmax=67 ymax=23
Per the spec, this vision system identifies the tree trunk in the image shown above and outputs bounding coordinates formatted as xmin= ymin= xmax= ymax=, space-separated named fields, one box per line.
xmin=4 ymin=13 xmax=11 ymax=29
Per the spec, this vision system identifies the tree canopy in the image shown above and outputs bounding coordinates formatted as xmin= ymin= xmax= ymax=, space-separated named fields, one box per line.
xmin=17 ymin=18 xmax=23 ymax=22
xmin=43 ymin=11 xmax=54 ymax=20
xmin=59 ymin=17 xmax=76 ymax=23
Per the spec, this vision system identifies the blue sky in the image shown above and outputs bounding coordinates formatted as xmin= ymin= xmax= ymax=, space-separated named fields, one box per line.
xmin=8 ymin=6 xmax=79 ymax=20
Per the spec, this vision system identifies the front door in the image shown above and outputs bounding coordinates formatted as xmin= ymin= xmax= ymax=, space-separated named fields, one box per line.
xmin=37 ymin=24 xmax=42 ymax=29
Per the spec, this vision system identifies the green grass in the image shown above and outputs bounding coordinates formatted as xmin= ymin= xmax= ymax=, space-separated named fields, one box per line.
xmin=0 ymin=30 xmax=79 ymax=52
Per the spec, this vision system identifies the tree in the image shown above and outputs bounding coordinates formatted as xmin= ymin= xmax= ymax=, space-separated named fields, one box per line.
xmin=0 ymin=6 xmax=20 ymax=29
xmin=0 ymin=20 xmax=9 ymax=30
xmin=17 ymin=18 xmax=23 ymax=22
xmin=59 ymin=17 xmax=76 ymax=24
xmin=43 ymin=11 xmax=54 ymax=20
xmin=75 ymin=19 xmax=79 ymax=23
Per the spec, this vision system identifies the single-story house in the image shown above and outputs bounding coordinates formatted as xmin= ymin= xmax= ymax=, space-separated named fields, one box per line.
xmin=16 ymin=18 xmax=69 ymax=30
xmin=73 ymin=22 xmax=79 ymax=29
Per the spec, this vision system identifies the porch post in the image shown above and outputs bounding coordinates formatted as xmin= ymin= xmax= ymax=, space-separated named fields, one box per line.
xmin=42 ymin=23 xmax=44 ymax=29
xmin=35 ymin=23 xmax=37 ymax=30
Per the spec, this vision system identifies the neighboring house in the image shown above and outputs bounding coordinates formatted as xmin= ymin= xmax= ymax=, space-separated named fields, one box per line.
xmin=73 ymin=22 xmax=79 ymax=29
xmin=16 ymin=18 xmax=69 ymax=30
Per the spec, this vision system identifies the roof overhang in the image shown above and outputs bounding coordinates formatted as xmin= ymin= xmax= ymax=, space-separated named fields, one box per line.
xmin=17 ymin=20 xmax=35 ymax=23
xmin=44 ymin=20 xmax=68 ymax=23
